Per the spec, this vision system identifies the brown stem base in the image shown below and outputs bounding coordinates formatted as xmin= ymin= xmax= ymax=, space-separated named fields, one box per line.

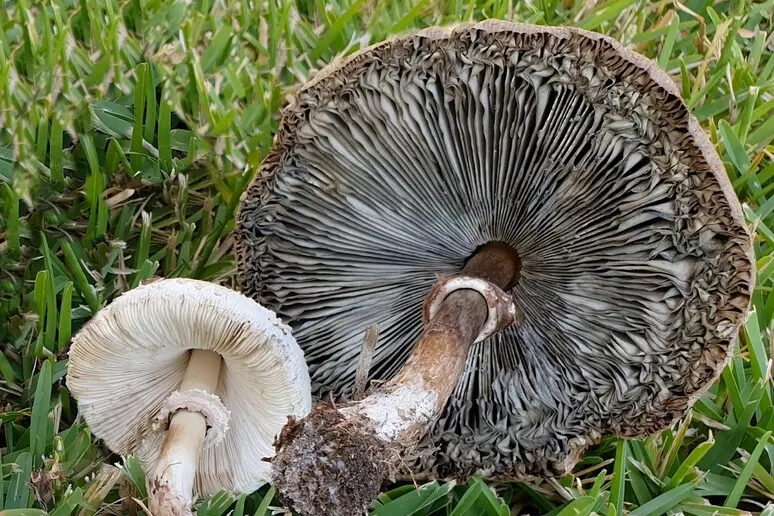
xmin=148 ymin=479 xmax=196 ymax=516
xmin=272 ymin=243 xmax=521 ymax=515
xmin=272 ymin=405 xmax=393 ymax=516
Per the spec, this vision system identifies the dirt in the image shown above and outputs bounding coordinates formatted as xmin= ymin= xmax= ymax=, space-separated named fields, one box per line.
xmin=272 ymin=403 xmax=396 ymax=516
xmin=148 ymin=477 xmax=195 ymax=516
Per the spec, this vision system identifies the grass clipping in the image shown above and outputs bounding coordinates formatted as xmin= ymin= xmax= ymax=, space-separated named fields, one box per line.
xmin=272 ymin=403 xmax=398 ymax=515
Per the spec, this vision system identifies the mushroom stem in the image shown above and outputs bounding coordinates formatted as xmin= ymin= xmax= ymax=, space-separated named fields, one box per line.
xmin=149 ymin=350 xmax=222 ymax=516
xmin=344 ymin=242 xmax=520 ymax=441
xmin=272 ymin=243 xmax=520 ymax=516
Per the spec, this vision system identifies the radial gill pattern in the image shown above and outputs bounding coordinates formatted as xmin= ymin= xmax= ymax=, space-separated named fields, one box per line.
xmin=236 ymin=21 xmax=753 ymax=480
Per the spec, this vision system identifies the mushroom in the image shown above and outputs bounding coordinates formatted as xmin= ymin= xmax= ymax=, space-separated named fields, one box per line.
xmin=235 ymin=20 xmax=754 ymax=515
xmin=66 ymin=278 xmax=312 ymax=515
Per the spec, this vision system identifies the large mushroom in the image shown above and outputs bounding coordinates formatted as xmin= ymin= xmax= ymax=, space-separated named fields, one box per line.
xmin=235 ymin=20 xmax=754 ymax=515
xmin=66 ymin=278 xmax=312 ymax=515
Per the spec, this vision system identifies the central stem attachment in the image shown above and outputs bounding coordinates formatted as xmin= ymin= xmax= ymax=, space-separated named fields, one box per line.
xmin=149 ymin=350 xmax=223 ymax=516
xmin=272 ymin=243 xmax=522 ymax=516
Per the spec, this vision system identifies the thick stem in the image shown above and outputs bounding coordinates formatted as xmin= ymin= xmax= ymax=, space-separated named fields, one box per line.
xmin=149 ymin=350 xmax=222 ymax=516
xmin=340 ymin=289 xmax=486 ymax=442
xmin=354 ymin=242 xmax=521 ymax=441
xmin=272 ymin=243 xmax=520 ymax=516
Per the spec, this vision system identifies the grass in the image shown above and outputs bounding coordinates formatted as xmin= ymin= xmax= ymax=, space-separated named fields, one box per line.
xmin=1 ymin=0 xmax=773 ymax=514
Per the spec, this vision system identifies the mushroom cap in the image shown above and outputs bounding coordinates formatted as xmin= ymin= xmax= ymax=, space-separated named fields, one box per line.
xmin=66 ymin=278 xmax=312 ymax=495
xmin=235 ymin=21 xmax=754 ymax=480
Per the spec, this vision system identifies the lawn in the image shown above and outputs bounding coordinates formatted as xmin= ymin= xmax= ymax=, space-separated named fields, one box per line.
xmin=2 ymin=0 xmax=774 ymax=514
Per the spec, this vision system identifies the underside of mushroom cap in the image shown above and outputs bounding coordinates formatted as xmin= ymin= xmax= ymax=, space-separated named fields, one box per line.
xmin=66 ymin=279 xmax=312 ymax=495
xmin=235 ymin=21 xmax=754 ymax=480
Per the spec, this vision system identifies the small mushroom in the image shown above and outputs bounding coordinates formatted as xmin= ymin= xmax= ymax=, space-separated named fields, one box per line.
xmin=66 ymin=278 xmax=312 ymax=516
xmin=235 ymin=20 xmax=754 ymax=515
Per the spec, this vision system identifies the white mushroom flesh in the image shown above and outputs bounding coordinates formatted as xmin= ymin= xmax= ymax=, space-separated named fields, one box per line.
xmin=67 ymin=279 xmax=312 ymax=495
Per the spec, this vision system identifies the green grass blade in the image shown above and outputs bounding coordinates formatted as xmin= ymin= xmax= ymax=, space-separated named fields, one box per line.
xmin=738 ymin=86 xmax=759 ymax=144
xmin=60 ymin=241 xmax=100 ymax=313
xmin=629 ymin=484 xmax=695 ymax=516
xmin=628 ymin=460 xmax=653 ymax=504
xmin=39 ymin=235 xmax=58 ymax=354
xmin=308 ymin=0 xmax=366 ymax=64
xmin=130 ymin=63 xmax=147 ymax=173
xmin=33 ymin=270 xmax=48 ymax=336
xmin=0 ymin=442 xmax=3 ymax=508
xmin=29 ymin=359 xmax=53 ymax=469
xmin=133 ymin=211 xmax=152 ymax=274
xmin=57 ymin=281 xmax=73 ymax=351
xmin=607 ymin=439 xmax=627 ymax=516
xmin=678 ymin=58 xmax=691 ymax=100
xmin=658 ymin=15 xmax=679 ymax=70
xmin=233 ymin=495 xmax=246 ymax=516
xmin=5 ymin=452 xmax=32 ymax=509
xmin=745 ymin=307 xmax=772 ymax=409
xmin=201 ymin=26 xmax=233 ymax=73
xmin=49 ymin=116 xmax=64 ymax=187
xmin=718 ymin=119 xmax=751 ymax=178
xmin=556 ymin=496 xmax=595 ymax=516
xmin=254 ymin=486 xmax=276 ymax=516
xmin=448 ymin=483 xmax=484 ymax=516
xmin=3 ymin=183 xmax=20 ymax=258
xmin=667 ymin=434 xmax=715 ymax=489
xmin=753 ymin=462 xmax=774 ymax=493
xmin=680 ymin=501 xmax=750 ymax=516
xmin=724 ymin=431 xmax=772 ymax=507
xmin=516 ymin=483 xmax=555 ymax=513
xmin=389 ymin=0 xmax=429 ymax=34
xmin=196 ymin=490 xmax=236 ymax=516
xmin=122 ymin=456 xmax=148 ymax=499
xmin=700 ymin=380 xmax=765 ymax=470
xmin=371 ymin=482 xmax=455 ymax=516
xmin=143 ymin=67 xmax=157 ymax=145
xmin=191 ymin=169 xmax=253 ymax=278
xmin=80 ymin=133 xmax=106 ymax=243
xmin=34 ymin=118 xmax=47 ymax=163
xmin=130 ymin=259 xmax=159 ymax=289
xmin=659 ymin=411 xmax=692 ymax=479
xmin=577 ymin=0 xmax=636 ymax=31
xmin=48 ymin=487 xmax=85 ymax=516
xmin=158 ymin=82 xmax=173 ymax=171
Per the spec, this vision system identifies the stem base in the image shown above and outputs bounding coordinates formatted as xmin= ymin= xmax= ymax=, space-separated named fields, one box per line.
xmin=148 ymin=479 xmax=196 ymax=516
xmin=272 ymin=242 xmax=522 ymax=515
xmin=273 ymin=404 xmax=392 ymax=516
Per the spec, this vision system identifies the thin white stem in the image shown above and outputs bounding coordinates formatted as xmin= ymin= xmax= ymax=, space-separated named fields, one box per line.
xmin=149 ymin=350 xmax=222 ymax=516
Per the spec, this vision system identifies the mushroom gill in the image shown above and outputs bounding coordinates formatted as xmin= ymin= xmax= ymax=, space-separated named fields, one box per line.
xmin=236 ymin=21 xmax=754 ymax=481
